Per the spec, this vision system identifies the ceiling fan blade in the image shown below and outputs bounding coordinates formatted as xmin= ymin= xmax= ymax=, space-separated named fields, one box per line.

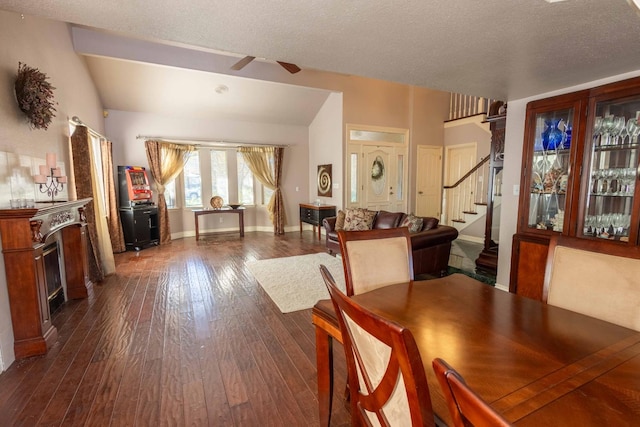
xmin=231 ymin=56 xmax=255 ymax=71
xmin=277 ymin=61 xmax=301 ymax=74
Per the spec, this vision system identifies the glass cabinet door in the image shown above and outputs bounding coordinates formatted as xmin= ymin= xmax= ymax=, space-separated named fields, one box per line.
xmin=580 ymin=95 xmax=640 ymax=242
xmin=526 ymin=107 xmax=574 ymax=233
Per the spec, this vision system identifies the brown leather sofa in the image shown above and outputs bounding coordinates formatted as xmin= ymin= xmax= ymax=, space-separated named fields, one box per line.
xmin=323 ymin=210 xmax=458 ymax=277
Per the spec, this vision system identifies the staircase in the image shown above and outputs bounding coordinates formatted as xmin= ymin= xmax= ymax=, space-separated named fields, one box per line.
xmin=443 ymin=156 xmax=490 ymax=238
xmin=444 ymin=96 xmax=505 ymax=275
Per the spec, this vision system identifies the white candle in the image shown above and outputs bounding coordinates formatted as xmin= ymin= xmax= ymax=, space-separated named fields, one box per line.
xmin=57 ymin=176 xmax=67 ymax=183
xmin=46 ymin=153 xmax=57 ymax=168
xmin=34 ymin=174 xmax=47 ymax=184
xmin=39 ymin=165 xmax=48 ymax=175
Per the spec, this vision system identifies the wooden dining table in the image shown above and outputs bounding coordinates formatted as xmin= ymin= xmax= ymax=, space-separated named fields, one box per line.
xmin=312 ymin=273 xmax=640 ymax=426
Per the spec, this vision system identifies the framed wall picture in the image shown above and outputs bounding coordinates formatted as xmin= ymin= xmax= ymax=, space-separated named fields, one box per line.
xmin=317 ymin=164 xmax=332 ymax=197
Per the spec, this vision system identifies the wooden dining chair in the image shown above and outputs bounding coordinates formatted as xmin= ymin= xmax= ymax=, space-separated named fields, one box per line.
xmin=337 ymin=227 xmax=414 ymax=296
xmin=320 ymin=264 xmax=436 ymax=427
xmin=432 ymin=358 xmax=511 ymax=427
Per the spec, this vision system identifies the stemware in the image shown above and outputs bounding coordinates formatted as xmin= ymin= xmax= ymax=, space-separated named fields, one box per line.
xmin=600 ymin=115 xmax=614 ymax=146
xmin=611 ymin=116 xmax=626 ymax=146
xmin=609 ymin=168 xmax=621 ymax=195
xmin=628 ymin=118 xmax=640 ymax=145
xmin=593 ymin=116 xmax=603 ymax=146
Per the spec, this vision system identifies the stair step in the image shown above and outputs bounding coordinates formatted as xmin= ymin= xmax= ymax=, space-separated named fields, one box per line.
xmin=451 ymin=219 xmax=466 ymax=223
xmin=462 ymin=211 xmax=478 ymax=215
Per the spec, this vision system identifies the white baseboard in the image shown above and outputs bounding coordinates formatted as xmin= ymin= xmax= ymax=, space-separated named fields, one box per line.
xmin=494 ymin=283 xmax=509 ymax=292
xmin=456 ymin=234 xmax=484 ymax=244
xmin=171 ymin=224 xmax=322 ymax=240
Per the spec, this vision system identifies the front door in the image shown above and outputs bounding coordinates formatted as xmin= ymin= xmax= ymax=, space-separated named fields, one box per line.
xmin=363 ymin=146 xmax=392 ymax=211
xmin=345 ymin=124 xmax=408 ymax=213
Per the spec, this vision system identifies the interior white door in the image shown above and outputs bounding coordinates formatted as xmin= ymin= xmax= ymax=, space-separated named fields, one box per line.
xmin=444 ymin=143 xmax=477 ymax=186
xmin=416 ymin=145 xmax=443 ymax=219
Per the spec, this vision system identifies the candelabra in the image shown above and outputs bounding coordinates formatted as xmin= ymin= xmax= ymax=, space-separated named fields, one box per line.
xmin=34 ymin=153 xmax=67 ymax=203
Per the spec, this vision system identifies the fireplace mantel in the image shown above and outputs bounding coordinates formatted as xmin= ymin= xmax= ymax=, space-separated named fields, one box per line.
xmin=0 ymin=198 xmax=92 ymax=359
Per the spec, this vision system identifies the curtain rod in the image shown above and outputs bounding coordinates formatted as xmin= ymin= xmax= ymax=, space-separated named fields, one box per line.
xmin=135 ymin=135 xmax=288 ymax=148
xmin=69 ymin=116 xmax=108 ymax=141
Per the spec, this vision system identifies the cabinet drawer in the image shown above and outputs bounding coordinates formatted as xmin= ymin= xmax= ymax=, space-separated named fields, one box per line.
xmin=300 ymin=208 xmax=320 ymax=222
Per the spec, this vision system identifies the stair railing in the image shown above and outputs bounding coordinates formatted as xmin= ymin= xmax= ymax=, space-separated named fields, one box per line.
xmin=442 ymin=157 xmax=490 ymax=226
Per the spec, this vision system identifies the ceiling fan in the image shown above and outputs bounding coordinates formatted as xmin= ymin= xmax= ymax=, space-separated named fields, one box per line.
xmin=231 ymin=56 xmax=301 ymax=74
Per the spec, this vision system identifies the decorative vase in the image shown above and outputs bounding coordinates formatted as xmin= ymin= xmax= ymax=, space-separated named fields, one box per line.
xmin=564 ymin=124 xmax=572 ymax=149
xmin=542 ymin=119 xmax=565 ymax=150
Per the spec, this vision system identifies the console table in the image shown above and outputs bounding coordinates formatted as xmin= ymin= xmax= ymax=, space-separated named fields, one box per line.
xmin=0 ymin=199 xmax=91 ymax=359
xmin=193 ymin=208 xmax=244 ymax=241
xmin=299 ymin=203 xmax=336 ymax=239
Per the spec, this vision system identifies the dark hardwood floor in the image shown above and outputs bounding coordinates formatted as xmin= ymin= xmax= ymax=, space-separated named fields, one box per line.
xmin=0 ymin=232 xmax=351 ymax=426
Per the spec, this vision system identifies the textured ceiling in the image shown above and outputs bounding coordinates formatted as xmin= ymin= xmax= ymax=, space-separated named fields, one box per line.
xmin=1 ymin=1 xmax=640 ymax=106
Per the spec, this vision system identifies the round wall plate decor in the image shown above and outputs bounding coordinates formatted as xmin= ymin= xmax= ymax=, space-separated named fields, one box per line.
xmin=317 ymin=164 xmax=332 ymax=197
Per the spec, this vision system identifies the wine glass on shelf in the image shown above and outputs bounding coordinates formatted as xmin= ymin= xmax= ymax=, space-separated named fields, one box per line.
xmin=591 ymin=169 xmax=601 ymax=195
xmin=601 ymin=115 xmax=614 ymax=146
xmin=593 ymin=116 xmax=603 ymax=146
xmin=625 ymin=167 xmax=637 ymax=194
xmin=618 ymin=119 xmax=630 ymax=145
xmin=611 ymin=116 xmax=626 ymax=146
xmin=609 ymin=168 xmax=621 ymax=195
xmin=628 ymin=118 xmax=640 ymax=145
xmin=584 ymin=214 xmax=595 ymax=235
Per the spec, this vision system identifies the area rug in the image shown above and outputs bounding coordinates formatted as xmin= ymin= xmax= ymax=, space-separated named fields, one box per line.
xmin=246 ymin=252 xmax=345 ymax=313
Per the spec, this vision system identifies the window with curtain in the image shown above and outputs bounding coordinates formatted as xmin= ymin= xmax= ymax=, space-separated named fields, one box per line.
xmin=165 ymin=180 xmax=177 ymax=208
xmin=184 ymin=151 xmax=201 ymax=207
xmin=165 ymin=148 xmax=258 ymax=207
xmin=211 ymin=149 xmax=229 ymax=203
xmin=237 ymin=152 xmax=255 ymax=205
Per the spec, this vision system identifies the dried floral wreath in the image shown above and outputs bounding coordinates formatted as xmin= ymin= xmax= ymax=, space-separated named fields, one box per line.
xmin=371 ymin=156 xmax=385 ymax=181
xmin=14 ymin=62 xmax=57 ymax=130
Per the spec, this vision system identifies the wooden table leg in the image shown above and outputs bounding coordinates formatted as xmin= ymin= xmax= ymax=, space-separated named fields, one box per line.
xmin=195 ymin=213 xmax=200 ymax=241
xmin=317 ymin=224 xmax=322 ymax=240
xmin=239 ymin=210 xmax=244 ymax=237
xmin=316 ymin=326 xmax=334 ymax=427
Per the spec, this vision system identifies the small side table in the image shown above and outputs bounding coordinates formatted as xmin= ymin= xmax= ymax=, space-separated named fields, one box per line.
xmin=193 ymin=208 xmax=245 ymax=241
xmin=299 ymin=203 xmax=336 ymax=239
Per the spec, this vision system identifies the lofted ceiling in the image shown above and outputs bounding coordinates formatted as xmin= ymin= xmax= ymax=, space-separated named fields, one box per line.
xmin=1 ymin=0 xmax=640 ymax=125
xmin=83 ymin=56 xmax=332 ymax=126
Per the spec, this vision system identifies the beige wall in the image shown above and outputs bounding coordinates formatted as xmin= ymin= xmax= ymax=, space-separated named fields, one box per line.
xmin=0 ymin=10 xmax=105 ymax=370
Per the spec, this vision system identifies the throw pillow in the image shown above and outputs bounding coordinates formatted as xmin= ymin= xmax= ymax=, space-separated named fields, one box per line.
xmin=401 ymin=214 xmax=424 ymax=234
xmin=343 ymin=208 xmax=376 ymax=231
xmin=335 ymin=210 xmax=346 ymax=231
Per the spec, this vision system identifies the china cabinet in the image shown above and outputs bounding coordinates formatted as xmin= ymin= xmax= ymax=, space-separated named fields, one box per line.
xmin=511 ymin=76 xmax=640 ymax=299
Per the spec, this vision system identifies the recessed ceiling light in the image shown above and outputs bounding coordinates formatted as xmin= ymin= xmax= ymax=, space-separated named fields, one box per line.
xmin=214 ymin=84 xmax=229 ymax=95
xmin=544 ymin=0 xmax=567 ymax=3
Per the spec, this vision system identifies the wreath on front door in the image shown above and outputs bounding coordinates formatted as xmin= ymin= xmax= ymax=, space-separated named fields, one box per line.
xmin=371 ymin=156 xmax=385 ymax=181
